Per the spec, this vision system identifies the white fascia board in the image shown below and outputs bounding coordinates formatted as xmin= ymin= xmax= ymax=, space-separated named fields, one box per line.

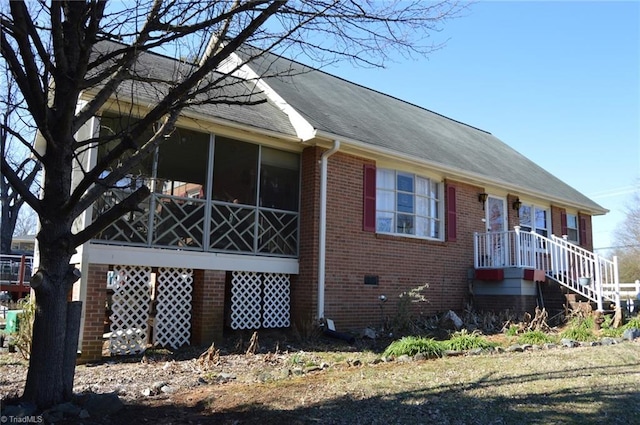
xmin=84 ymin=243 xmax=299 ymax=274
xmin=219 ymin=53 xmax=317 ymax=141
xmin=177 ymin=108 xmax=301 ymax=143
xmin=313 ymin=129 xmax=608 ymax=216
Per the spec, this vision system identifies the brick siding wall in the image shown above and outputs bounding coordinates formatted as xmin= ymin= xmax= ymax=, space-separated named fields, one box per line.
xmin=79 ymin=263 xmax=109 ymax=362
xmin=295 ymin=148 xmax=501 ymax=332
xmin=291 ymin=146 xmax=322 ymax=330
xmin=191 ymin=269 xmax=225 ymax=346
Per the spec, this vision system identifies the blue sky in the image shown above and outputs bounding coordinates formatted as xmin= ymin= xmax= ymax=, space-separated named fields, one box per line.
xmin=325 ymin=0 xmax=639 ymax=253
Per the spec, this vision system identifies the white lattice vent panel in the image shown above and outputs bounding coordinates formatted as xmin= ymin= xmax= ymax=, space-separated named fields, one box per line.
xmin=230 ymin=271 xmax=290 ymax=329
xmin=230 ymin=272 xmax=262 ymax=329
xmin=109 ymin=265 xmax=151 ymax=355
xmin=262 ymin=274 xmax=290 ymax=328
xmin=154 ymin=267 xmax=193 ymax=349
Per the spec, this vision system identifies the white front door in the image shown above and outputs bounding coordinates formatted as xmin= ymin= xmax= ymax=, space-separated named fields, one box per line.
xmin=485 ymin=196 xmax=507 ymax=266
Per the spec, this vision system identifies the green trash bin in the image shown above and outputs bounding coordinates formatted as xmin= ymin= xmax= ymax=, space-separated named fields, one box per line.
xmin=5 ymin=310 xmax=24 ymax=334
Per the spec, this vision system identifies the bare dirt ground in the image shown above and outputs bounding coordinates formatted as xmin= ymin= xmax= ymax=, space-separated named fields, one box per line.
xmin=2 ymin=330 xmax=640 ymax=425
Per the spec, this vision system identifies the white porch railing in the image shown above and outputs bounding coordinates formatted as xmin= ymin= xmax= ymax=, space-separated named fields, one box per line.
xmin=93 ymin=190 xmax=299 ymax=257
xmin=0 ymin=254 xmax=33 ymax=286
xmin=474 ymin=227 xmax=620 ymax=311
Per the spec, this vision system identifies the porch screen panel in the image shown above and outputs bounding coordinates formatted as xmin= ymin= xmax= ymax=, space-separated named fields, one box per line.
xmin=156 ymin=127 xmax=209 ymax=198
xmin=153 ymin=267 xmax=193 ymax=349
xmin=211 ymin=137 xmax=258 ymax=205
xmin=260 ymin=147 xmax=299 ymax=211
xmin=109 ymin=265 xmax=152 ymax=355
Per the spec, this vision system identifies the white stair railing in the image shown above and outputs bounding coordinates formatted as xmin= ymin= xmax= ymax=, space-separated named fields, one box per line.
xmin=474 ymin=228 xmax=620 ymax=311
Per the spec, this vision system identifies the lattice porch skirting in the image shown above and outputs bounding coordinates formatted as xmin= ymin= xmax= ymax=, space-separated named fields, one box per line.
xmin=230 ymin=271 xmax=290 ymax=329
xmin=108 ymin=265 xmax=193 ymax=355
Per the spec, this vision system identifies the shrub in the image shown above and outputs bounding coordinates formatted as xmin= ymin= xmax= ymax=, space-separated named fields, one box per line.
xmin=560 ymin=316 xmax=597 ymax=342
xmin=517 ymin=330 xmax=556 ymax=345
xmin=622 ymin=316 xmax=640 ymax=330
xmin=443 ymin=329 xmax=496 ymax=351
xmin=9 ymin=296 xmax=35 ymax=360
xmin=505 ymin=324 xmax=520 ymax=337
xmin=383 ymin=336 xmax=444 ymax=359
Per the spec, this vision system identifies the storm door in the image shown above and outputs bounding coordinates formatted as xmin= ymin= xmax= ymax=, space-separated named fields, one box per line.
xmin=485 ymin=196 xmax=507 ymax=267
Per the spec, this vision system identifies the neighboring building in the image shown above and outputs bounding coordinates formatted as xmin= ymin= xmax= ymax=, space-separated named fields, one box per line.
xmin=10 ymin=234 xmax=36 ymax=256
xmin=60 ymin=42 xmax=619 ymax=361
xmin=0 ymin=235 xmax=35 ymax=300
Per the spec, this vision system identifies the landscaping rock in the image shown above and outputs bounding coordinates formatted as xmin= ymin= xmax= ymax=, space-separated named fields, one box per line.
xmin=622 ymin=327 xmax=640 ymax=341
xmin=362 ymin=327 xmax=377 ymax=339
xmin=560 ymin=338 xmax=578 ymax=348
xmin=396 ymin=354 xmax=412 ymax=363
xmin=217 ymin=372 xmax=236 ymax=382
xmin=79 ymin=392 xmax=124 ymax=416
xmin=440 ymin=310 xmax=463 ymax=330
xmin=305 ymin=365 xmax=322 ymax=373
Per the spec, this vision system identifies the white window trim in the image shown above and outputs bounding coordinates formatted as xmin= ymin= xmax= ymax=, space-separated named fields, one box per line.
xmin=566 ymin=213 xmax=579 ymax=243
xmin=519 ymin=203 xmax=551 ymax=237
xmin=375 ymin=168 xmax=443 ymax=240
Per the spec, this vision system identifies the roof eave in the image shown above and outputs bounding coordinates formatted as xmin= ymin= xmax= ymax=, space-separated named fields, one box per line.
xmin=313 ymin=130 xmax=608 ymax=216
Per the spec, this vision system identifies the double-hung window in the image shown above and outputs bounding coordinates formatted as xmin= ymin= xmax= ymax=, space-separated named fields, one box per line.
xmin=519 ymin=204 xmax=550 ymax=237
xmin=565 ymin=213 xmax=579 ymax=243
xmin=375 ymin=169 xmax=441 ymax=239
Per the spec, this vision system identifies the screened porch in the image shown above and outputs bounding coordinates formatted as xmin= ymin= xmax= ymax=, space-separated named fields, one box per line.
xmin=91 ymin=114 xmax=300 ymax=258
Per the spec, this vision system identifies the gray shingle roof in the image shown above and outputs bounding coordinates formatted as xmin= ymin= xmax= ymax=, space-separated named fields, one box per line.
xmin=90 ymin=41 xmax=297 ymax=137
xmin=247 ymin=53 xmax=606 ymax=214
xmin=91 ymin=41 xmax=605 ymax=214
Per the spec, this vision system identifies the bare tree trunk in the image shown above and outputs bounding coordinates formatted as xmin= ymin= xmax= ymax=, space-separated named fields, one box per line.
xmin=0 ymin=182 xmax=19 ymax=254
xmin=22 ymin=239 xmax=79 ymax=408
xmin=23 ymin=278 xmax=70 ymax=407
xmin=63 ymin=301 xmax=83 ymax=400
xmin=0 ymin=215 xmax=14 ymax=254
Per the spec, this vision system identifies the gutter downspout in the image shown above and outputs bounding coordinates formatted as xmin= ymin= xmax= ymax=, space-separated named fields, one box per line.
xmin=318 ymin=140 xmax=340 ymax=322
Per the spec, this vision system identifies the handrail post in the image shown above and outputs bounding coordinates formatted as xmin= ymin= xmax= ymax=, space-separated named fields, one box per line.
xmin=514 ymin=226 xmax=521 ymax=268
xmin=613 ymin=256 xmax=620 ymax=309
xmin=473 ymin=232 xmax=478 ymax=268
xmin=592 ymin=251 xmax=601 ymax=310
xmin=18 ymin=255 xmax=26 ymax=286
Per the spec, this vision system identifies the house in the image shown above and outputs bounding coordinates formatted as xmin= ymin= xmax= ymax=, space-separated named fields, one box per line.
xmin=0 ymin=235 xmax=35 ymax=301
xmin=64 ymin=42 xmax=619 ymax=361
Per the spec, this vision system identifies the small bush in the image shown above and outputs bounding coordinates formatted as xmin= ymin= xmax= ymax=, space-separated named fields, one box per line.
xmin=383 ymin=336 xmax=444 ymax=359
xmin=9 ymin=296 xmax=35 ymax=360
xmin=505 ymin=325 xmax=520 ymax=337
xmin=623 ymin=316 xmax=640 ymax=330
xmin=443 ymin=330 xmax=496 ymax=351
xmin=560 ymin=316 xmax=597 ymax=342
xmin=517 ymin=330 xmax=556 ymax=345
